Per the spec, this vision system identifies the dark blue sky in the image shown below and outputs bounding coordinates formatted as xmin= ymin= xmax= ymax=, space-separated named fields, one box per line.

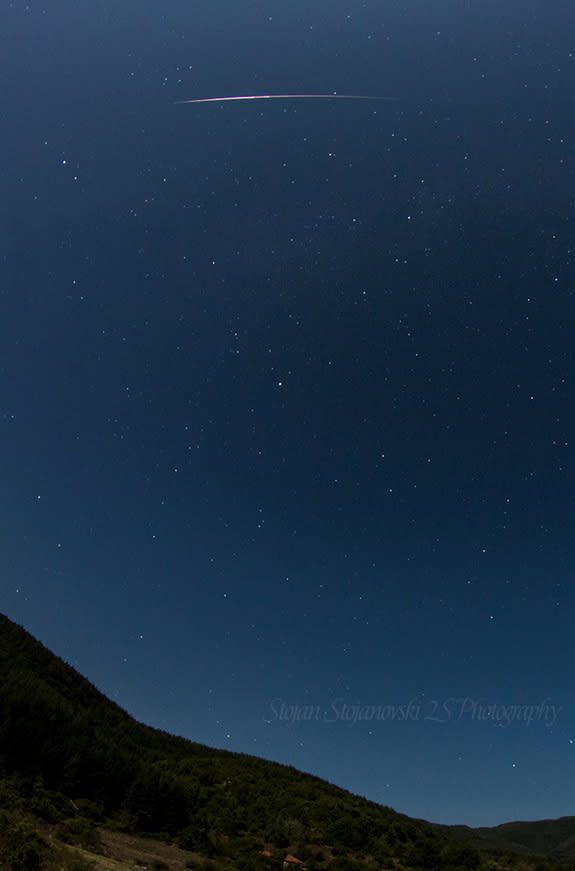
xmin=2 ymin=0 xmax=575 ymax=827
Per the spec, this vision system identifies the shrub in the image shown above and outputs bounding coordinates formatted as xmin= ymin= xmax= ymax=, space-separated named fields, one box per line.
xmin=7 ymin=844 xmax=41 ymax=871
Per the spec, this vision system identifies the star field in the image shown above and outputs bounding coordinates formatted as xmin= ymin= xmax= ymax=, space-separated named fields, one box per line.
xmin=2 ymin=0 xmax=575 ymax=828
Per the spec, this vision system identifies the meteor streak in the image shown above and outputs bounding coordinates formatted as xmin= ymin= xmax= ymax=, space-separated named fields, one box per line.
xmin=176 ymin=93 xmax=393 ymax=104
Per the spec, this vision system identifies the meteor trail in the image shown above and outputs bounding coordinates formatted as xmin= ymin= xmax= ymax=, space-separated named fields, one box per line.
xmin=176 ymin=93 xmax=393 ymax=104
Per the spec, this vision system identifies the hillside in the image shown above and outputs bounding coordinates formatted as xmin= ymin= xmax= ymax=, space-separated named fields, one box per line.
xmin=441 ymin=818 xmax=575 ymax=862
xmin=0 ymin=613 xmax=571 ymax=871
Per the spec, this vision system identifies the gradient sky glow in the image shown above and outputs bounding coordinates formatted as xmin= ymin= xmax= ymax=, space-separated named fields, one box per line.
xmin=2 ymin=0 xmax=575 ymax=828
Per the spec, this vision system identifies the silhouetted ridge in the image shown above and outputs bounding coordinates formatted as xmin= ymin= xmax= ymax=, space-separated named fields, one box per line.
xmin=1 ymin=612 xmax=573 ymax=871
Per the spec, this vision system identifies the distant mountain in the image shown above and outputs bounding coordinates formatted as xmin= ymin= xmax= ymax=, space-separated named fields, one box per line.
xmin=440 ymin=818 xmax=575 ymax=862
xmin=0 ymin=612 xmax=571 ymax=871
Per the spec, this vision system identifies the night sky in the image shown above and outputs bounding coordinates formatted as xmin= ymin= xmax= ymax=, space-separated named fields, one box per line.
xmin=2 ymin=0 xmax=575 ymax=828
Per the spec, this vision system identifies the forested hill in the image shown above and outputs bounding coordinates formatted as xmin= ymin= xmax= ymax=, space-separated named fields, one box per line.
xmin=436 ymin=818 xmax=575 ymax=863
xmin=0 ymin=612 xmax=571 ymax=871
xmin=0 ymin=613 xmax=404 ymax=839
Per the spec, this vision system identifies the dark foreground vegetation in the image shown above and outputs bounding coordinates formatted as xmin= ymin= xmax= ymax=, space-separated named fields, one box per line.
xmin=1 ymin=613 xmax=573 ymax=871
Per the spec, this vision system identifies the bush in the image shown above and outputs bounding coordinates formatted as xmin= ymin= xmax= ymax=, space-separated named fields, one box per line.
xmin=330 ymin=858 xmax=365 ymax=871
xmin=0 ymin=821 xmax=45 ymax=871
xmin=73 ymin=799 xmax=104 ymax=822
xmin=54 ymin=818 xmax=101 ymax=851
xmin=441 ymin=845 xmax=481 ymax=871
xmin=29 ymin=795 xmax=64 ymax=823
xmin=7 ymin=844 xmax=41 ymax=871
xmin=65 ymin=860 xmax=95 ymax=871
